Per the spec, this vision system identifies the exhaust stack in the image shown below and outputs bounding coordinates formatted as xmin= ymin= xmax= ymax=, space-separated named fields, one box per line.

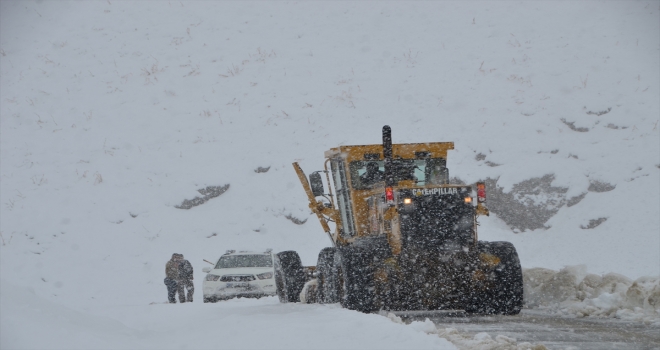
xmin=383 ymin=126 xmax=395 ymax=204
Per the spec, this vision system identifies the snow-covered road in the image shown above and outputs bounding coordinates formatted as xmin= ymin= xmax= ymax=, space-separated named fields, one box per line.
xmin=425 ymin=310 xmax=660 ymax=350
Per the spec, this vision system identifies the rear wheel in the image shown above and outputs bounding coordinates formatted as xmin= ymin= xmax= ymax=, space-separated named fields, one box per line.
xmin=468 ymin=241 xmax=524 ymax=315
xmin=335 ymin=247 xmax=377 ymax=313
xmin=316 ymin=247 xmax=338 ymax=303
xmin=275 ymin=250 xmax=306 ymax=303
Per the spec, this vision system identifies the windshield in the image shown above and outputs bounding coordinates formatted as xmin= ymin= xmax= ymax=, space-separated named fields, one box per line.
xmin=349 ymin=158 xmax=448 ymax=189
xmin=215 ymin=255 xmax=273 ymax=269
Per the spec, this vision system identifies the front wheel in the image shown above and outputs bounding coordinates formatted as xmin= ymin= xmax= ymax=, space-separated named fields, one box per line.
xmin=468 ymin=241 xmax=524 ymax=315
xmin=335 ymin=247 xmax=377 ymax=313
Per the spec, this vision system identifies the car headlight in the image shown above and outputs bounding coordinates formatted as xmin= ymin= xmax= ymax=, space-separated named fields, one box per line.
xmin=256 ymin=272 xmax=273 ymax=280
xmin=205 ymin=274 xmax=221 ymax=281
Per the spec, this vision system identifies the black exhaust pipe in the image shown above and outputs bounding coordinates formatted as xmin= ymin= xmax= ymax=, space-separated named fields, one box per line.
xmin=382 ymin=125 xmax=394 ymax=187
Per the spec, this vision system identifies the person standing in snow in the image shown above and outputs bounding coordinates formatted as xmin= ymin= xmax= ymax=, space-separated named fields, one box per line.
xmin=165 ymin=253 xmax=182 ymax=303
xmin=177 ymin=254 xmax=194 ymax=303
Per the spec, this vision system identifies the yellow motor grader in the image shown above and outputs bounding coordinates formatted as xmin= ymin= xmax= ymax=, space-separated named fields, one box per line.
xmin=274 ymin=126 xmax=523 ymax=314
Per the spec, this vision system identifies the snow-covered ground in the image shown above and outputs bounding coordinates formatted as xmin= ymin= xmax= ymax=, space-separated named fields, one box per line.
xmin=1 ymin=1 xmax=658 ymax=349
xmin=2 ymin=281 xmax=455 ymax=349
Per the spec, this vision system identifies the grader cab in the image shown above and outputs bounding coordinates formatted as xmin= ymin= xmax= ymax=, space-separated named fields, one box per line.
xmin=274 ymin=126 xmax=523 ymax=314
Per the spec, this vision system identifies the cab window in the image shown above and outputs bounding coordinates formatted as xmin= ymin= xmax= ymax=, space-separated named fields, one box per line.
xmin=349 ymin=158 xmax=448 ymax=189
xmin=331 ymin=158 xmax=356 ymax=237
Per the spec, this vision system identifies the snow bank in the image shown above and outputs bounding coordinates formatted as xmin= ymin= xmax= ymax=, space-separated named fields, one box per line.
xmin=1 ymin=279 xmax=456 ymax=350
xmin=523 ymin=266 xmax=660 ymax=324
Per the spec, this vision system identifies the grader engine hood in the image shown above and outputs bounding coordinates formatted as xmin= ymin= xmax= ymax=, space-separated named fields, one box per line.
xmin=396 ymin=186 xmax=475 ymax=252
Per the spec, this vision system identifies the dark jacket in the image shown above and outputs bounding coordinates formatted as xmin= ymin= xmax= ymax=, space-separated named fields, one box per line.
xmin=178 ymin=260 xmax=194 ymax=281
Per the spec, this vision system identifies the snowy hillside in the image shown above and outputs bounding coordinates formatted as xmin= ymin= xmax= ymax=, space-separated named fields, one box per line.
xmin=1 ymin=1 xmax=659 ymax=349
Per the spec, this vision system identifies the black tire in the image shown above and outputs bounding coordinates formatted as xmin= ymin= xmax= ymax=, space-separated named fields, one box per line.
xmin=275 ymin=258 xmax=288 ymax=302
xmin=203 ymin=296 xmax=217 ymax=303
xmin=468 ymin=241 xmax=524 ymax=315
xmin=275 ymin=250 xmax=306 ymax=303
xmin=316 ymin=247 xmax=338 ymax=303
xmin=335 ymin=247 xmax=377 ymax=313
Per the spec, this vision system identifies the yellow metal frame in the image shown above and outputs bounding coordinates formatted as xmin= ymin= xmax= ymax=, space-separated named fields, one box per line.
xmin=294 ymin=140 xmax=485 ymax=250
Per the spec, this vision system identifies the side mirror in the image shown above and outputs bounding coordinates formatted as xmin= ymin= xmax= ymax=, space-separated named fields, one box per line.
xmin=309 ymin=172 xmax=324 ymax=197
xmin=202 ymin=267 xmax=211 ymax=273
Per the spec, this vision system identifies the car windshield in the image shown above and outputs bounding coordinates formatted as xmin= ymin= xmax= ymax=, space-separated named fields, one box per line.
xmin=215 ymin=254 xmax=273 ymax=269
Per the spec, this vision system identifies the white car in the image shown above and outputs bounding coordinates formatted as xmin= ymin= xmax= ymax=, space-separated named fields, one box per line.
xmin=202 ymin=250 xmax=277 ymax=303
